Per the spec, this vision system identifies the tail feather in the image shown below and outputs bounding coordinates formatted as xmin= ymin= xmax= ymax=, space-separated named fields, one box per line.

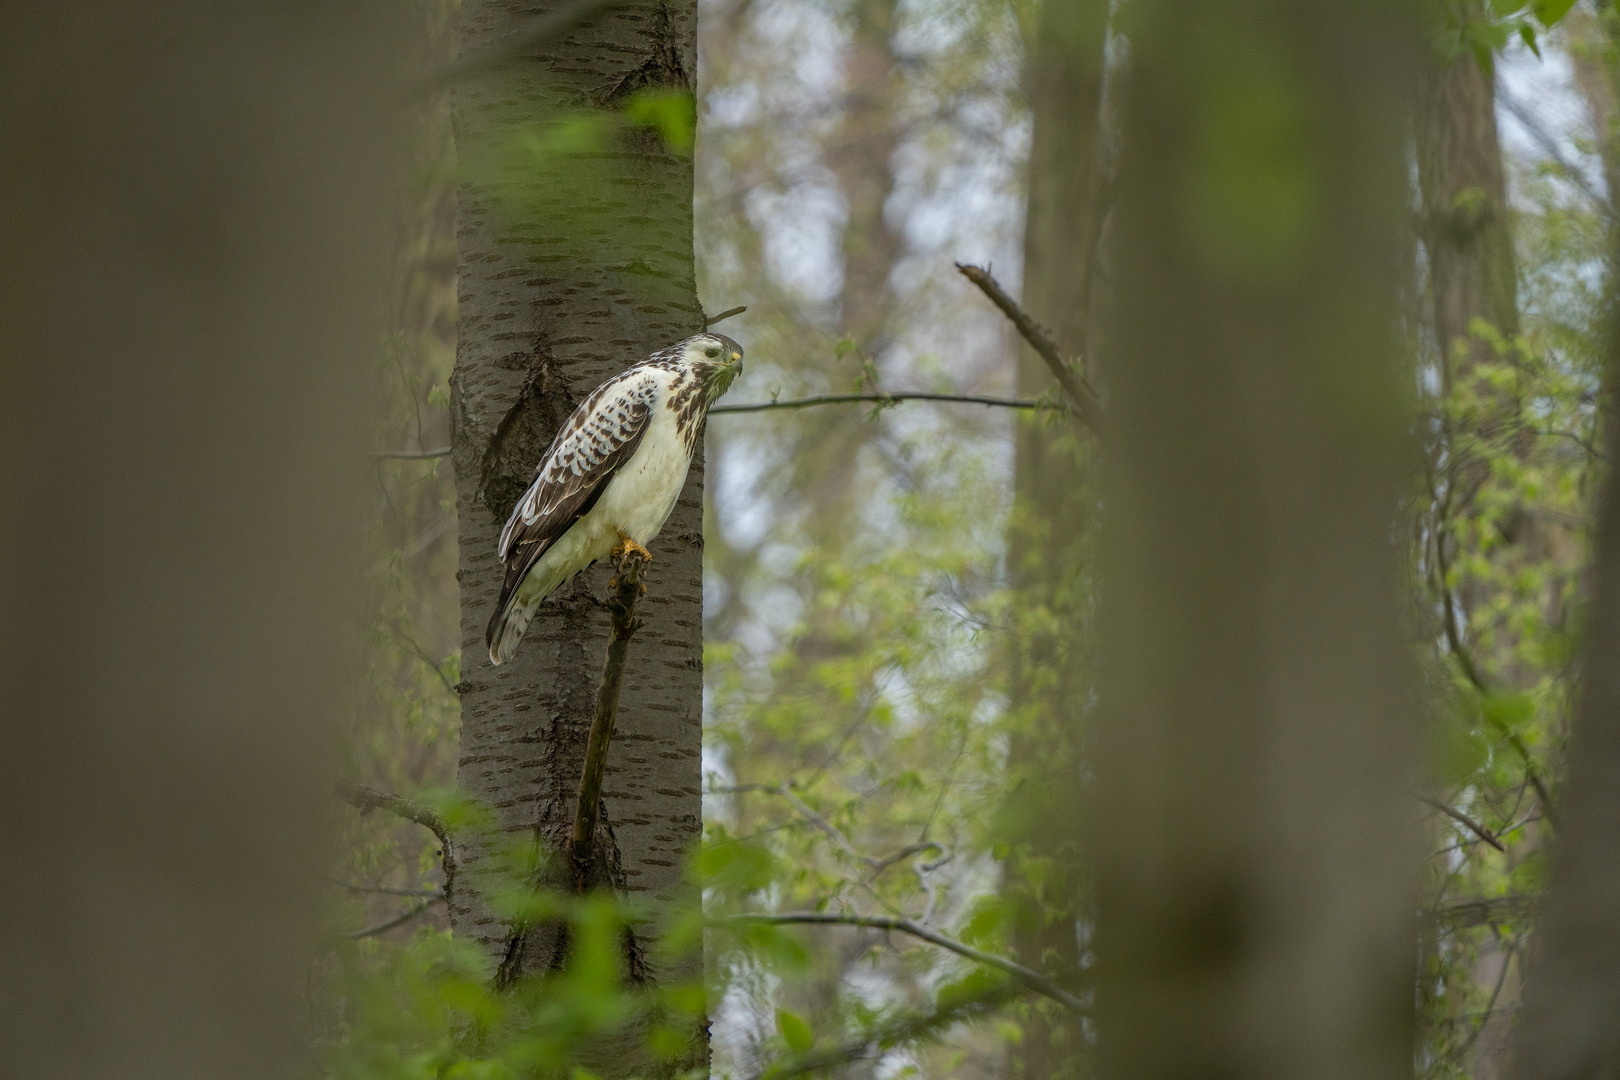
xmin=487 ymin=592 xmax=541 ymax=666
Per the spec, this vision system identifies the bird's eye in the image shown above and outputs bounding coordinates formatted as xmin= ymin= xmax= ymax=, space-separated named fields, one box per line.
xmin=705 ymin=347 xmax=720 ymax=358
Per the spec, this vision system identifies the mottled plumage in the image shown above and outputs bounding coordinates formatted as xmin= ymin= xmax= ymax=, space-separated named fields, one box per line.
xmin=486 ymin=332 xmax=744 ymax=664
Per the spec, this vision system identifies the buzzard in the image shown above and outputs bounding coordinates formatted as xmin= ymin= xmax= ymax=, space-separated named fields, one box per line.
xmin=485 ymin=332 xmax=744 ymax=664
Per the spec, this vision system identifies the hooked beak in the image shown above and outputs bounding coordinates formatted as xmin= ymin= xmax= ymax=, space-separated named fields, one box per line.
xmin=730 ymin=351 xmax=743 ymax=377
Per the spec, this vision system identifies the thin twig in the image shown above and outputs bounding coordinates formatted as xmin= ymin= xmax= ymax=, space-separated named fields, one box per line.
xmin=954 ymin=262 xmax=1103 ymax=431
xmin=345 ymin=897 xmax=445 ymax=939
xmin=710 ymin=391 xmax=1040 ymax=415
xmin=1413 ymin=790 xmax=1506 ymax=852
xmin=705 ymin=305 xmax=748 ymax=327
xmin=777 ymin=782 xmax=869 ymax=866
xmin=322 ymin=875 xmax=444 ymax=898
xmin=722 ymin=912 xmax=1083 ymax=1011
xmin=1497 ymin=86 xmax=1615 ymax=220
xmin=334 ymin=782 xmax=458 ymax=899
xmin=370 ymin=446 xmax=451 ymax=460
xmin=420 ymin=0 xmax=626 ymax=94
xmin=572 ymin=548 xmax=649 ymax=886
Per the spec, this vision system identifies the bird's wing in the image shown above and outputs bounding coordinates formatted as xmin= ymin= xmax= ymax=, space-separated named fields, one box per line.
xmin=492 ymin=368 xmax=659 ymax=608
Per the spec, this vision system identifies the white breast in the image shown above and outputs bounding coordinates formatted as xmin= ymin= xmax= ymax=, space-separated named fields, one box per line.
xmin=593 ymin=384 xmax=693 ymax=544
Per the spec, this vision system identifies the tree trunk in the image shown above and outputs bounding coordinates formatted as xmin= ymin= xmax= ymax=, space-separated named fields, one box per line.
xmin=449 ymin=0 xmax=704 ymax=990
xmin=1416 ymin=23 xmax=1519 ymax=383
xmin=1092 ymin=5 xmax=1421 ymax=1080
xmin=1509 ymin=238 xmax=1620 ymax=1080
xmin=0 ymin=3 xmax=402 ymax=1076
xmin=1001 ymin=0 xmax=1109 ymax=1075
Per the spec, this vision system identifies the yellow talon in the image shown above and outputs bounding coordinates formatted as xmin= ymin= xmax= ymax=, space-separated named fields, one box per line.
xmin=612 ymin=534 xmax=652 ymax=563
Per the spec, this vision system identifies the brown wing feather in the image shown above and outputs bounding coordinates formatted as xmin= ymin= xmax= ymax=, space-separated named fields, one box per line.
xmin=485 ymin=370 xmax=658 ymax=650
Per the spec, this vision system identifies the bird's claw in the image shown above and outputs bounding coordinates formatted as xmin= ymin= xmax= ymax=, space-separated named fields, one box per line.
xmin=611 ymin=536 xmax=653 ymax=564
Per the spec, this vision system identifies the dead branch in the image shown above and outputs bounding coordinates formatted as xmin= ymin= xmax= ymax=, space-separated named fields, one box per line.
xmin=572 ymin=548 xmax=649 ymax=887
xmin=710 ymin=391 xmax=1041 ymax=415
xmin=954 ymin=262 xmax=1103 ymax=432
xmin=345 ymin=897 xmax=446 ymax=939
xmin=705 ymin=305 xmax=748 ymax=327
xmin=334 ymin=781 xmax=458 ymax=900
xmin=1412 ymin=790 xmax=1506 ymax=852
xmin=722 ymin=912 xmax=1083 ymax=1011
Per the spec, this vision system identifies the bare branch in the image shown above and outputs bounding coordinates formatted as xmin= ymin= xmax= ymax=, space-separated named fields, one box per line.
xmin=705 ymin=305 xmax=748 ymax=327
xmin=334 ymin=781 xmax=458 ymax=898
xmin=572 ymin=547 xmax=649 ymax=885
xmin=322 ymin=875 xmax=444 ymax=898
xmin=722 ymin=912 xmax=1084 ymax=1011
xmin=1412 ymin=790 xmax=1506 ymax=852
xmin=345 ymin=897 xmax=445 ymax=939
xmin=370 ymin=446 xmax=451 ymax=460
xmin=954 ymin=262 xmax=1103 ymax=431
xmin=710 ymin=391 xmax=1040 ymax=415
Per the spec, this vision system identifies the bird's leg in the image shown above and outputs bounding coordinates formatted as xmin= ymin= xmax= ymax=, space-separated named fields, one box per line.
xmin=611 ymin=532 xmax=653 ymax=564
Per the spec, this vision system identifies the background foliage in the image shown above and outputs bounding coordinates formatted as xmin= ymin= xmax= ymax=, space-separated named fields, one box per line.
xmin=319 ymin=1 xmax=1618 ymax=1078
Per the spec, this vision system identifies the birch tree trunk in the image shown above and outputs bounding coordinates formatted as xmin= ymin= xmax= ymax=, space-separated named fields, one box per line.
xmin=449 ymin=0 xmax=704 ymax=986
xmin=1092 ymin=5 xmax=1422 ymax=1080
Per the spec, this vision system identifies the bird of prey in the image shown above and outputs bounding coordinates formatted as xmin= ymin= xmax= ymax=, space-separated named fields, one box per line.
xmin=485 ymin=332 xmax=744 ymax=664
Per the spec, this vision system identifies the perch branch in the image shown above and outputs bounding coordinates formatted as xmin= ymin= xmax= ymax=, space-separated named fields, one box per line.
xmin=705 ymin=305 xmax=748 ymax=327
xmin=711 ymin=391 xmax=1041 ymax=415
xmin=334 ymin=781 xmax=458 ymax=897
xmin=723 ymin=912 xmax=1083 ymax=1011
xmin=1412 ymin=790 xmax=1506 ymax=852
xmin=572 ymin=548 xmax=649 ymax=886
xmin=954 ymin=263 xmax=1103 ymax=432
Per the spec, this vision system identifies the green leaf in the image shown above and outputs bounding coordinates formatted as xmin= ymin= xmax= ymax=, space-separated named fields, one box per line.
xmin=776 ymin=1008 xmax=813 ymax=1053
xmin=1533 ymin=0 xmax=1577 ymax=27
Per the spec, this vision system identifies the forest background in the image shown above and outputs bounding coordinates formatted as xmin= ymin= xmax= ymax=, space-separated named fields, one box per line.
xmin=6 ymin=1 xmax=1620 ymax=1079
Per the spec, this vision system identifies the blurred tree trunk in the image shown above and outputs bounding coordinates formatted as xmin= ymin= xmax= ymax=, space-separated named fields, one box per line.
xmin=1509 ymin=224 xmax=1620 ymax=1080
xmin=0 ymin=4 xmax=402 ymax=1077
xmin=1415 ymin=17 xmax=1534 ymax=1073
xmin=1417 ymin=14 xmax=1518 ymax=385
xmin=449 ymin=0 xmax=705 ymax=994
xmin=1001 ymin=0 xmax=1108 ymax=1075
xmin=1091 ymin=5 xmax=1421 ymax=1080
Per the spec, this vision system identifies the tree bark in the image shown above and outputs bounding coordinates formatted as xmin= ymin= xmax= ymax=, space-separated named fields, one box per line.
xmin=1001 ymin=0 xmax=1109 ymax=1076
xmin=1092 ymin=5 xmax=1421 ymax=1080
xmin=1416 ymin=21 xmax=1519 ymax=383
xmin=449 ymin=0 xmax=704 ymax=988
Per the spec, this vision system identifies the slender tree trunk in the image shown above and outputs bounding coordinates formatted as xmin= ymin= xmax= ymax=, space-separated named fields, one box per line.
xmin=1091 ymin=5 xmax=1421 ymax=1080
xmin=1001 ymin=0 xmax=1108 ymax=1075
xmin=449 ymin=0 xmax=704 ymax=990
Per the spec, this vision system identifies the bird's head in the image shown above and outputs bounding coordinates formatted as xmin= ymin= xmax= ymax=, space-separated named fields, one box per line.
xmin=683 ymin=332 xmax=744 ymax=401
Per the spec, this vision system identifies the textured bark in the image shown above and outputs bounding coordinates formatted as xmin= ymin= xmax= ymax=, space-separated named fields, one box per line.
xmin=1416 ymin=21 xmax=1519 ymax=381
xmin=0 ymin=4 xmax=401 ymax=1077
xmin=1093 ymin=5 xmax=1421 ymax=1080
xmin=1002 ymin=0 xmax=1108 ymax=1076
xmin=449 ymin=0 xmax=704 ymax=985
